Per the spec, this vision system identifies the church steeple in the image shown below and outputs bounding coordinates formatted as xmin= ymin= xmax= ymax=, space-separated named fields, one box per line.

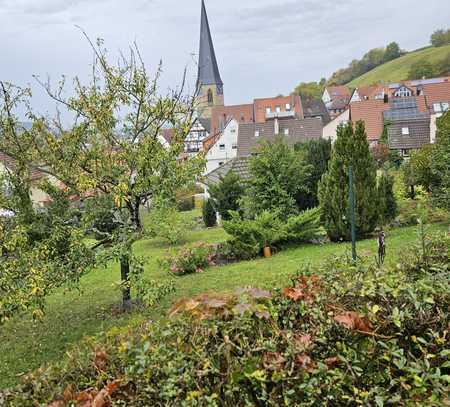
xmin=196 ymin=0 xmax=224 ymax=119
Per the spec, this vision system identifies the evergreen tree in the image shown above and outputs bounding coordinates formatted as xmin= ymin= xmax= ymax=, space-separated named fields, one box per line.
xmin=318 ymin=121 xmax=379 ymax=241
xmin=431 ymin=111 xmax=450 ymax=209
xmin=295 ymin=139 xmax=332 ymax=208
xmin=377 ymin=172 xmax=397 ymax=225
xmin=202 ymin=199 xmax=217 ymax=227
xmin=208 ymin=171 xmax=245 ymax=221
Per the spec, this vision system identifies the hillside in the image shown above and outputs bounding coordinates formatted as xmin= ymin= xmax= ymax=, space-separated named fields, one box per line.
xmin=347 ymin=44 xmax=450 ymax=87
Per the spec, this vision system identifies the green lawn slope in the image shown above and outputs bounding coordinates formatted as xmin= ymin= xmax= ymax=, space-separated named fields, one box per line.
xmin=0 ymin=208 xmax=447 ymax=389
xmin=347 ymin=44 xmax=450 ymax=87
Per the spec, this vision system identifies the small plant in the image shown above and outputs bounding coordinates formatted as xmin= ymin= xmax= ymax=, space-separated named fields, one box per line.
xmin=146 ymin=205 xmax=191 ymax=245
xmin=161 ymin=243 xmax=216 ymax=276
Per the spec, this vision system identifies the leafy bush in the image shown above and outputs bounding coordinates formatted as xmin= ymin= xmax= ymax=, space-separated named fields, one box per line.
xmin=208 ymin=171 xmax=245 ymax=221
xmin=177 ymin=195 xmax=195 ymax=212
xmin=223 ymin=209 xmax=323 ymax=259
xmin=202 ymin=199 xmax=216 ymax=228
xmin=6 ymin=232 xmax=449 ymax=406
xmin=145 ymin=205 xmax=190 ymax=245
xmin=161 ymin=243 xmax=216 ymax=276
xmin=244 ymin=138 xmax=312 ymax=219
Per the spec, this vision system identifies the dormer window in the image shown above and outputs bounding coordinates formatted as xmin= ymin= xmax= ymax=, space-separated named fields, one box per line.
xmin=285 ymin=103 xmax=291 ymax=111
xmin=275 ymin=106 xmax=281 ymax=113
xmin=255 ymin=130 xmax=260 ymax=137
xmin=266 ymin=107 xmax=271 ymax=114
xmin=395 ymin=86 xmax=412 ymax=97
xmin=219 ymin=144 xmax=225 ymax=151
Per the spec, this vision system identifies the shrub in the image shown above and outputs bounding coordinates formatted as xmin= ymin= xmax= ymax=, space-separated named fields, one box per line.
xmin=208 ymin=171 xmax=245 ymax=221
xmin=177 ymin=195 xmax=195 ymax=212
xmin=223 ymin=209 xmax=323 ymax=259
xmin=161 ymin=243 xmax=216 ymax=276
xmin=202 ymin=199 xmax=216 ymax=228
xmin=244 ymin=138 xmax=312 ymax=219
xmin=6 ymin=232 xmax=449 ymax=406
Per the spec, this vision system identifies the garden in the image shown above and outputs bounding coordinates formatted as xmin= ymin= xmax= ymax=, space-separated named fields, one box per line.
xmin=0 ymin=43 xmax=449 ymax=405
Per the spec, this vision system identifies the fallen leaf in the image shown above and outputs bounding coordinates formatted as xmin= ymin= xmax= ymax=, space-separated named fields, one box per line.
xmin=92 ymin=389 xmax=110 ymax=407
xmin=247 ymin=287 xmax=272 ymax=299
xmin=105 ymin=380 xmax=122 ymax=396
xmin=94 ymin=349 xmax=108 ymax=371
xmin=334 ymin=312 xmax=373 ymax=333
xmin=324 ymin=357 xmax=341 ymax=368
xmin=293 ymin=334 xmax=312 ymax=349
xmin=296 ymin=354 xmax=316 ymax=371
xmin=262 ymin=352 xmax=285 ymax=371
xmin=282 ymin=287 xmax=305 ymax=302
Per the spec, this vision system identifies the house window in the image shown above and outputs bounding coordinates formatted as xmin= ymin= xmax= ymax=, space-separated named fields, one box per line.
xmin=255 ymin=130 xmax=260 ymax=137
xmin=442 ymin=102 xmax=449 ymax=111
xmin=433 ymin=103 xmax=442 ymax=112
xmin=275 ymin=106 xmax=281 ymax=113
xmin=283 ymin=128 xmax=289 ymax=135
xmin=219 ymin=162 xmax=224 ymax=166
xmin=219 ymin=144 xmax=225 ymax=151
xmin=265 ymin=107 xmax=271 ymax=114
xmin=402 ymin=127 xmax=410 ymax=135
xmin=285 ymin=103 xmax=291 ymax=111
xmin=232 ymin=143 xmax=237 ymax=149
xmin=395 ymin=87 xmax=412 ymax=97
xmin=230 ymin=128 xmax=236 ymax=134
xmin=401 ymin=149 xmax=410 ymax=157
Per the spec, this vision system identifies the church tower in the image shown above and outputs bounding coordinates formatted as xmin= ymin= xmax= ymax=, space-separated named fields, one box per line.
xmin=196 ymin=0 xmax=224 ymax=120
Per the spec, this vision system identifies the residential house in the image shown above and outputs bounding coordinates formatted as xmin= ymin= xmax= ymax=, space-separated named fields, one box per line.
xmin=237 ymin=117 xmax=322 ymax=157
xmin=301 ymin=96 xmax=331 ymax=125
xmin=322 ymin=85 xmax=351 ymax=119
xmin=384 ymin=96 xmax=430 ymax=156
xmin=322 ymin=109 xmax=350 ymax=142
xmin=0 ymin=152 xmax=50 ymax=207
xmin=203 ymin=118 xmax=239 ymax=174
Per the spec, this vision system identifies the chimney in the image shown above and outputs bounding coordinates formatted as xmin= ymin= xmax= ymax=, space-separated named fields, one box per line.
xmin=274 ymin=118 xmax=279 ymax=135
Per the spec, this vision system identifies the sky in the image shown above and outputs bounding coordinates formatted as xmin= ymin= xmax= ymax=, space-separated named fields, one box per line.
xmin=1 ymin=0 xmax=450 ymax=116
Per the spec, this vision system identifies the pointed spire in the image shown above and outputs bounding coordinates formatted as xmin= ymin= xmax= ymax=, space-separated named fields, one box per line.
xmin=197 ymin=0 xmax=223 ymax=92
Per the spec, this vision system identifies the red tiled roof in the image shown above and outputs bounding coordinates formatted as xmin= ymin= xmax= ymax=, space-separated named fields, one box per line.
xmin=254 ymin=94 xmax=303 ymax=123
xmin=422 ymin=81 xmax=450 ymax=107
xmin=0 ymin=152 xmax=44 ymax=182
xmin=349 ymin=100 xmax=390 ymax=141
xmin=326 ymin=85 xmax=351 ymax=98
xmin=210 ymin=104 xmax=254 ymax=137
xmin=160 ymin=128 xmax=175 ymax=144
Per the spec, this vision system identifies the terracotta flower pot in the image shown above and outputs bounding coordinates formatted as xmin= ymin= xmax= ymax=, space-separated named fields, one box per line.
xmin=263 ymin=246 xmax=272 ymax=258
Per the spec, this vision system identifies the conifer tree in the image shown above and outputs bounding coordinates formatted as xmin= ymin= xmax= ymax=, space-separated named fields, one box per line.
xmin=377 ymin=172 xmax=397 ymax=225
xmin=318 ymin=121 xmax=379 ymax=241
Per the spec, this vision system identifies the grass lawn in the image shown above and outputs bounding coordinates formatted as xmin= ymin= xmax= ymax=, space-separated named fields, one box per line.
xmin=0 ymin=210 xmax=447 ymax=389
xmin=347 ymin=44 xmax=450 ymax=87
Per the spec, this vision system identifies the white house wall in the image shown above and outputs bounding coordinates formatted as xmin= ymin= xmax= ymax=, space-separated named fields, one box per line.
xmin=205 ymin=119 xmax=238 ymax=174
xmin=322 ymin=109 xmax=350 ymax=143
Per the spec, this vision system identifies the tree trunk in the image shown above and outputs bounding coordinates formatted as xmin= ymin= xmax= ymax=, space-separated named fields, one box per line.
xmin=120 ymin=257 xmax=132 ymax=310
xmin=134 ymin=199 xmax=142 ymax=230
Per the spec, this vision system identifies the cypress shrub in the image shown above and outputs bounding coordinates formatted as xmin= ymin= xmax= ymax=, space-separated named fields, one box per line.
xmin=202 ymin=199 xmax=217 ymax=228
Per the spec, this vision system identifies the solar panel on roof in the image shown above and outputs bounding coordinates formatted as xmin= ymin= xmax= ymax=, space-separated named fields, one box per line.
xmin=391 ymin=98 xmax=417 ymax=109
xmin=410 ymin=78 xmax=444 ymax=86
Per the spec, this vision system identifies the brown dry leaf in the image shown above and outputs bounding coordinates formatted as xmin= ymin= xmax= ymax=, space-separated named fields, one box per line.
xmin=63 ymin=385 xmax=75 ymax=401
xmin=94 ymin=349 xmax=108 ymax=371
xmin=282 ymin=287 xmax=305 ymax=302
xmin=105 ymin=379 xmax=122 ymax=395
xmin=262 ymin=352 xmax=285 ymax=371
xmin=92 ymin=389 xmax=110 ymax=407
xmin=46 ymin=401 xmax=65 ymax=407
xmin=324 ymin=357 xmax=341 ymax=368
xmin=203 ymin=297 xmax=228 ymax=309
xmin=294 ymin=334 xmax=312 ymax=349
xmin=247 ymin=287 xmax=272 ymax=299
xmin=296 ymin=354 xmax=316 ymax=371
xmin=333 ymin=311 xmax=373 ymax=333
xmin=75 ymin=389 xmax=97 ymax=407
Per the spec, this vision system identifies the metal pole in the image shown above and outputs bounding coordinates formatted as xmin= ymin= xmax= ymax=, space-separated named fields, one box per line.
xmin=349 ymin=165 xmax=357 ymax=261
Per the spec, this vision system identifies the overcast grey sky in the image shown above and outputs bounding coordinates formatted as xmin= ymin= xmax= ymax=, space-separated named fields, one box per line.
xmin=1 ymin=0 xmax=450 ymax=115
